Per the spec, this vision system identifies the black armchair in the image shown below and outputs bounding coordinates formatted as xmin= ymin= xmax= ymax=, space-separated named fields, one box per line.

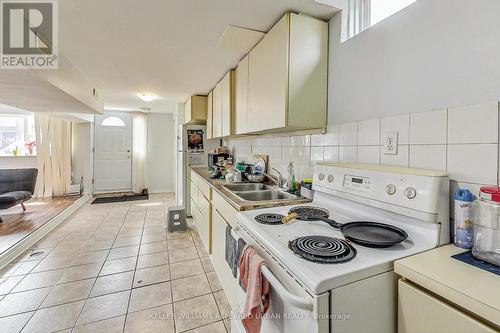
xmin=0 ymin=168 xmax=38 ymax=222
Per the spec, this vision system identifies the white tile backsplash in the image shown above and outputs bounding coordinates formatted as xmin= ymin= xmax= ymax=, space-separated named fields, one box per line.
xmin=339 ymin=146 xmax=358 ymax=163
xmin=380 ymin=145 xmax=409 ymax=167
xmin=283 ymin=135 xmax=311 ymax=147
xmin=339 ymin=122 xmax=358 ymax=146
xmin=225 ymin=101 xmax=500 ymax=196
xmin=311 ymin=147 xmax=324 ymax=162
xmin=323 ymin=146 xmax=339 ymax=162
xmin=410 ymin=109 xmax=447 ymax=145
xmin=358 ymin=146 xmax=380 ymax=164
xmin=282 ymin=146 xmax=311 ymax=165
xmin=447 ymin=144 xmax=498 ymax=184
xmin=448 ymin=102 xmax=499 ymax=144
xmin=311 ymin=134 xmax=324 ymax=146
xmin=381 ymin=114 xmax=410 ymax=145
xmin=357 ymin=118 xmax=381 ymax=146
xmin=324 ymin=124 xmax=339 ymax=146
xmin=409 ymin=145 xmax=447 ymax=171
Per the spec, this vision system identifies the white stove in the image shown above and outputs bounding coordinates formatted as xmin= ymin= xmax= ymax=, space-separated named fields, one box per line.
xmin=232 ymin=162 xmax=449 ymax=333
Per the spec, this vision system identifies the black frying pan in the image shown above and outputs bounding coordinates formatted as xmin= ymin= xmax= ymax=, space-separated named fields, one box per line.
xmin=282 ymin=212 xmax=408 ymax=248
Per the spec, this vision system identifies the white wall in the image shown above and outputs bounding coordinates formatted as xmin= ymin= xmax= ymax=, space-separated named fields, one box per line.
xmin=71 ymin=122 xmax=94 ymax=194
xmin=0 ymin=156 xmax=37 ymax=169
xmin=147 ymin=113 xmax=175 ymax=193
xmin=329 ymin=0 xmax=500 ymax=123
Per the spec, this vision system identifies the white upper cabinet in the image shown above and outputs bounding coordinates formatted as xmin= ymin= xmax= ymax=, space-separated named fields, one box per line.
xmin=242 ymin=13 xmax=328 ymax=134
xmin=220 ymin=71 xmax=233 ymax=137
xmin=247 ymin=15 xmax=288 ymax=132
xmin=207 ymin=91 xmax=213 ymax=139
xmin=184 ymin=95 xmax=208 ymax=124
xmin=211 ymin=70 xmax=234 ymax=138
xmin=212 ymin=84 xmax=222 ymax=138
xmin=235 ymin=55 xmax=249 ymax=135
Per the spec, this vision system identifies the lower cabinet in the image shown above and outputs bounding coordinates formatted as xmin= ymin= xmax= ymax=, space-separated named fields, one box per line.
xmin=190 ymin=175 xmax=212 ymax=254
xmin=211 ymin=207 xmax=239 ymax=311
xmin=398 ymin=279 xmax=497 ymax=333
xmin=197 ymin=195 xmax=212 ymax=253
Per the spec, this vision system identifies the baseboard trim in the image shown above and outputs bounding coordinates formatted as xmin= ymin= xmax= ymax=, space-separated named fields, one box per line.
xmin=0 ymin=194 xmax=90 ymax=270
xmin=148 ymin=189 xmax=174 ymax=194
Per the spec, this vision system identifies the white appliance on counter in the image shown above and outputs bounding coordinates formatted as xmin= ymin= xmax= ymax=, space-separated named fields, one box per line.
xmin=175 ymin=123 xmax=218 ymax=216
xmin=231 ymin=162 xmax=450 ymax=333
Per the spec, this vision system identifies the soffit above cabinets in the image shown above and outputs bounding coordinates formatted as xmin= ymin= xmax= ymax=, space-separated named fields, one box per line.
xmin=216 ymin=25 xmax=265 ymax=55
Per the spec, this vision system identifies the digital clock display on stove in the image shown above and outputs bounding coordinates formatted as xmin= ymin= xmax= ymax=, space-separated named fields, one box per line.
xmin=343 ymin=175 xmax=371 ymax=191
xmin=352 ymin=177 xmax=363 ymax=184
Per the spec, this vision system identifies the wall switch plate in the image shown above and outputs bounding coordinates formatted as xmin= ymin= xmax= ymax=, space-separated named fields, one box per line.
xmin=383 ymin=132 xmax=398 ymax=155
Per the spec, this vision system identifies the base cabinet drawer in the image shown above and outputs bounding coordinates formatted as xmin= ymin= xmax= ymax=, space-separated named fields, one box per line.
xmin=198 ymin=179 xmax=211 ymax=200
xmin=211 ymin=208 xmax=238 ymax=311
xmin=398 ymin=279 xmax=497 ymax=333
xmin=212 ymin=191 xmax=238 ymax=227
xmin=190 ymin=170 xmax=199 ymax=187
xmin=190 ymin=182 xmax=199 ymax=207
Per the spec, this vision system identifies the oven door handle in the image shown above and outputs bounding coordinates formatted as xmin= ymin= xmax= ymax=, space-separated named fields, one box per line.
xmin=261 ymin=265 xmax=313 ymax=312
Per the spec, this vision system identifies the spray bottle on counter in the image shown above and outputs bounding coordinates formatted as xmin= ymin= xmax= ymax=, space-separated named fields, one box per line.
xmin=454 ymin=188 xmax=474 ymax=249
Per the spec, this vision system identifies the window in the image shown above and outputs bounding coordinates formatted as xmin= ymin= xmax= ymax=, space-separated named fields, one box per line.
xmin=101 ymin=116 xmax=125 ymax=127
xmin=345 ymin=0 xmax=416 ymax=40
xmin=0 ymin=113 xmax=36 ymax=156
xmin=370 ymin=0 xmax=416 ymax=26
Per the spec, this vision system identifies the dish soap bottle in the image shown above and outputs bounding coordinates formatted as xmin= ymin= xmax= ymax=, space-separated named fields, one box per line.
xmin=454 ymin=188 xmax=474 ymax=249
xmin=287 ymin=162 xmax=297 ymax=192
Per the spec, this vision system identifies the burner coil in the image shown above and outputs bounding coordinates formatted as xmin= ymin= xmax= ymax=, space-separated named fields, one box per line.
xmin=255 ymin=213 xmax=285 ymax=225
xmin=289 ymin=206 xmax=329 ymax=221
xmin=289 ymin=236 xmax=356 ymax=264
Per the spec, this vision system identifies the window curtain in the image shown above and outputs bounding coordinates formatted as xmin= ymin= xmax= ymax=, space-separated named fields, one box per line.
xmin=132 ymin=112 xmax=148 ymax=193
xmin=34 ymin=113 xmax=72 ymax=197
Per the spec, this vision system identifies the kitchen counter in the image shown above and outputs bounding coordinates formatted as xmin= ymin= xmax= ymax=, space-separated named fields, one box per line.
xmin=190 ymin=166 xmax=311 ymax=211
xmin=395 ymin=244 xmax=500 ymax=328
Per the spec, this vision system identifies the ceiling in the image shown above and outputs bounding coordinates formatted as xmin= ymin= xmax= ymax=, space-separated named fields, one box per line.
xmin=59 ymin=0 xmax=339 ymax=113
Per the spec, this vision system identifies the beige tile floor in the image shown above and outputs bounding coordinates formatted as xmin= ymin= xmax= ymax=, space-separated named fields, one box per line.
xmin=0 ymin=193 xmax=231 ymax=333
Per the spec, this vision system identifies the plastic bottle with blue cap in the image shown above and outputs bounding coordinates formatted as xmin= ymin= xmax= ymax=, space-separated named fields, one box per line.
xmin=454 ymin=188 xmax=474 ymax=249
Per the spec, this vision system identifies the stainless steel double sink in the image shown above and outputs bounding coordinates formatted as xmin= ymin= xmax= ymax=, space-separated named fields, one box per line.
xmin=223 ymin=183 xmax=297 ymax=201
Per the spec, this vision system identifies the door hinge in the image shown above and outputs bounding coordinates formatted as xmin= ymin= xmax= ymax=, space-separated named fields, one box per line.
xmin=92 ymin=147 xmax=95 ymax=153
xmin=92 ymin=178 xmax=94 ymax=184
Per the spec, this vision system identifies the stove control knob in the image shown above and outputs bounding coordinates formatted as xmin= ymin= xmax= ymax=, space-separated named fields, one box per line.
xmin=385 ymin=184 xmax=396 ymax=195
xmin=404 ymin=187 xmax=417 ymax=199
xmin=318 ymin=173 xmax=325 ymax=181
xmin=327 ymin=174 xmax=334 ymax=183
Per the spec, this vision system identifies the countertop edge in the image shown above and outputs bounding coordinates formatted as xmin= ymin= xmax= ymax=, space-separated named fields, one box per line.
xmin=394 ymin=245 xmax=500 ymax=328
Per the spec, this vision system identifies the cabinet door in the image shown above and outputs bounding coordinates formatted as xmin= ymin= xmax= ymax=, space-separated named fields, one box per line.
xmin=184 ymin=97 xmax=192 ymax=123
xmin=197 ymin=195 xmax=212 ymax=254
xmin=235 ymin=55 xmax=249 ymax=135
xmin=212 ymin=208 xmax=238 ymax=310
xmin=398 ymin=280 xmax=497 ymax=333
xmin=220 ymin=72 xmax=232 ymax=137
xmin=247 ymin=14 xmax=289 ymax=132
xmin=207 ymin=91 xmax=213 ymax=139
xmin=212 ymin=84 xmax=222 ymax=138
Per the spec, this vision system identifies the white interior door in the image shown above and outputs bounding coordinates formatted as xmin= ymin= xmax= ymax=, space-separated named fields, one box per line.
xmin=94 ymin=112 xmax=132 ymax=193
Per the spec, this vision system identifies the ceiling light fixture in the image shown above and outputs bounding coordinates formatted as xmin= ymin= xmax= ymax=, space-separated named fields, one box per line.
xmin=138 ymin=93 xmax=157 ymax=102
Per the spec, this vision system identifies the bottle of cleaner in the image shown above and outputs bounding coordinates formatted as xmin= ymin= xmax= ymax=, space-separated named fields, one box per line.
xmin=454 ymin=188 xmax=474 ymax=249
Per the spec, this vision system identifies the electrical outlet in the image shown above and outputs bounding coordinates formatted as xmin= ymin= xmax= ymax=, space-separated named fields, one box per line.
xmin=383 ymin=132 xmax=398 ymax=155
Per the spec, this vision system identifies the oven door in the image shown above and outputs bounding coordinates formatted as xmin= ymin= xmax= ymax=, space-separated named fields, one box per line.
xmin=232 ymin=225 xmax=329 ymax=333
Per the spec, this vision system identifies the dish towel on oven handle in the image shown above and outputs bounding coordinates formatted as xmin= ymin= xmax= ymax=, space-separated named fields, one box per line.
xmin=239 ymin=245 xmax=270 ymax=333
xmin=225 ymin=224 xmax=237 ymax=276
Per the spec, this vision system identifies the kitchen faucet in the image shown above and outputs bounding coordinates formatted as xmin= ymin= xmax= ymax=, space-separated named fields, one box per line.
xmin=266 ymin=168 xmax=285 ymax=188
